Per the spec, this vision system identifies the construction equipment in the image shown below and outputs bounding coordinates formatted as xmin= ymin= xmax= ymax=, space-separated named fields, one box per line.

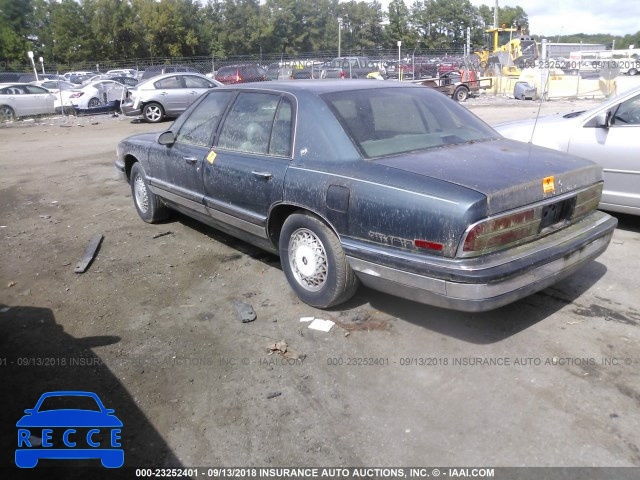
xmin=472 ymin=24 xmax=538 ymax=76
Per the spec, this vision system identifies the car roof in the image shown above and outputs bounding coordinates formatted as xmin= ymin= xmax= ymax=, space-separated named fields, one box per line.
xmin=222 ymin=79 xmax=424 ymax=95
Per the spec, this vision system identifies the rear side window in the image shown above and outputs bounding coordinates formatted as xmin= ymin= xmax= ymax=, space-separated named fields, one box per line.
xmin=217 ymin=92 xmax=292 ymax=156
xmin=184 ymin=76 xmax=215 ymax=88
xmin=154 ymin=76 xmax=182 ymax=89
xmin=176 ymin=91 xmax=233 ymax=147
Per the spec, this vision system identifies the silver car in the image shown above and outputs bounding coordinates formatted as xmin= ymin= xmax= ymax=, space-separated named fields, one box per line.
xmin=496 ymin=86 xmax=640 ymax=215
xmin=0 ymin=83 xmax=56 ymax=122
xmin=120 ymin=73 xmax=222 ymax=123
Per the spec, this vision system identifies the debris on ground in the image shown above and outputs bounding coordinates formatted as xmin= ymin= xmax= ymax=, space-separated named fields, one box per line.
xmin=152 ymin=231 xmax=173 ymax=239
xmin=266 ymin=339 xmax=302 ymax=360
xmin=0 ymin=307 xmax=11 ymax=313
xmin=39 ymin=215 xmax=51 ymax=219
xmin=74 ymin=233 xmax=104 ymax=273
xmin=7 ymin=281 xmax=16 ymax=288
xmin=234 ymin=301 xmax=256 ymax=323
xmin=300 ymin=316 xmax=314 ymax=323
xmin=308 ymin=318 xmax=335 ymax=332
xmin=266 ymin=391 xmax=282 ymax=399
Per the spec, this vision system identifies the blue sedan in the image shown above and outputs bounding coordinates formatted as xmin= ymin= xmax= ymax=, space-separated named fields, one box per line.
xmin=116 ymin=81 xmax=616 ymax=311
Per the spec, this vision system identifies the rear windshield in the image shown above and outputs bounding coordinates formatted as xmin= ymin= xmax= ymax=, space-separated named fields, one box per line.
xmin=322 ymin=87 xmax=497 ymax=158
xmin=217 ymin=67 xmax=237 ymax=76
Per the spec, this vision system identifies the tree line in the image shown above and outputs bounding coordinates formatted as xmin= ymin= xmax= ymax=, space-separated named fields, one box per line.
xmin=1 ymin=0 xmax=638 ymax=70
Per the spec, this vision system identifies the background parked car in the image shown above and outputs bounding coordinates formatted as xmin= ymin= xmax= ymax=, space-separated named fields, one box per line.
xmin=64 ymin=79 xmax=126 ymax=110
xmin=266 ymin=63 xmax=293 ymax=81
xmin=0 ymin=83 xmax=56 ymax=121
xmin=121 ymin=73 xmax=222 ymax=123
xmin=496 ymin=86 xmax=640 ymax=215
xmin=215 ymin=65 xmax=268 ymax=84
xmin=140 ymin=65 xmax=201 ymax=81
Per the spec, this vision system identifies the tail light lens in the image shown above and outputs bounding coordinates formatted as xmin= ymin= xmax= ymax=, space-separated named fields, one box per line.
xmin=459 ymin=183 xmax=603 ymax=257
xmin=462 ymin=209 xmax=541 ymax=254
xmin=572 ymin=183 xmax=602 ymax=219
xmin=70 ymin=92 xmax=84 ymax=99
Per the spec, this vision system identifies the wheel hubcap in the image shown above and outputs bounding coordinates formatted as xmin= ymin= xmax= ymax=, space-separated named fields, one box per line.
xmin=289 ymin=228 xmax=328 ymax=292
xmin=146 ymin=106 xmax=161 ymax=121
xmin=133 ymin=173 xmax=149 ymax=213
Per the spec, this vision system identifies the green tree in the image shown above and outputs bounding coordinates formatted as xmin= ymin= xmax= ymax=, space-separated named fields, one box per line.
xmin=0 ymin=0 xmax=33 ymax=65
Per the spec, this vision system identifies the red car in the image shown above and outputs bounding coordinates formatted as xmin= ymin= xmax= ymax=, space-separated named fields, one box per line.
xmin=215 ymin=65 xmax=268 ymax=84
xmin=437 ymin=57 xmax=462 ymax=76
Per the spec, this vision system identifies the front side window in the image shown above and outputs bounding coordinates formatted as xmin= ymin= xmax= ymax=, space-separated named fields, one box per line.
xmin=322 ymin=87 xmax=496 ymax=158
xmin=218 ymin=92 xmax=291 ymax=155
xmin=612 ymin=94 xmax=640 ymax=126
xmin=176 ymin=91 xmax=233 ymax=146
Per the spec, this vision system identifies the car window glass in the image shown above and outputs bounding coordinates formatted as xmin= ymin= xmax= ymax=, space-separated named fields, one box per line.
xmin=217 ymin=92 xmax=280 ymax=154
xmin=323 ymin=87 xmax=496 ymax=158
xmin=38 ymin=395 xmax=101 ymax=412
xmin=24 ymin=85 xmax=48 ymax=94
xmin=175 ymin=91 xmax=233 ymax=147
xmin=612 ymin=94 xmax=640 ymax=126
xmin=269 ymin=98 xmax=293 ymax=157
xmin=154 ymin=76 xmax=182 ymax=89
xmin=184 ymin=76 xmax=214 ymax=89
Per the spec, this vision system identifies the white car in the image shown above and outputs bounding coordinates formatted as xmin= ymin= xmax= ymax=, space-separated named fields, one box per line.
xmin=495 ymin=86 xmax=640 ymax=215
xmin=64 ymin=80 xmax=127 ymax=110
xmin=0 ymin=83 xmax=56 ymax=121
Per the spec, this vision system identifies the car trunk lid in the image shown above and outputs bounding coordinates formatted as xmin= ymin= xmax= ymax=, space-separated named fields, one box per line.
xmin=374 ymin=138 xmax=602 ymax=215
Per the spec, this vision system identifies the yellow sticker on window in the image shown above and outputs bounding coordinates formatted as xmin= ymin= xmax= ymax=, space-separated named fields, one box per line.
xmin=543 ymin=176 xmax=555 ymax=193
xmin=206 ymin=150 xmax=217 ymax=164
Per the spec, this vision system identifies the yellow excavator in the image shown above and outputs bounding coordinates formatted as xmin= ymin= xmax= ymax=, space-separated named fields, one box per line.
xmin=472 ymin=24 xmax=539 ymax=76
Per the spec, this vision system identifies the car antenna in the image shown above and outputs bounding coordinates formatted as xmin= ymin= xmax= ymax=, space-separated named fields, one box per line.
xmin=529 ymin=29 xmax=563 ymax=144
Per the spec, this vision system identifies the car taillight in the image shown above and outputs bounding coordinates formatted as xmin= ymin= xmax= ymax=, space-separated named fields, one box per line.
xmin=70 ymin=92 xmax=84 ymax=98
xmin=571 ymin=183 xmax=602 ymax=219
xmin=462 ymin=209 xmax=541 ymax=254
xmin=460 ymin=183 xmax=603 ymax=257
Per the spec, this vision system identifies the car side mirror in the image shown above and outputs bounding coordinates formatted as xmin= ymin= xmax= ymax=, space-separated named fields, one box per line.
xmin=158 ymin=131 xmax=175 ymax=146
xmin=595 ymin=111 xmax=610 ymax=128
xmin=24 ymin=409 xmax=34 ymax=414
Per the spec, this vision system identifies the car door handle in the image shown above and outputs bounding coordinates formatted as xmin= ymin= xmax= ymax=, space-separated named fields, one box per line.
xmin=183 ymin=156 xmax=198 ymax=164
xmin=159 ymin=92 xmax=168 ymax=96
xmin=252 ymin=171 xmax=273 ymax=179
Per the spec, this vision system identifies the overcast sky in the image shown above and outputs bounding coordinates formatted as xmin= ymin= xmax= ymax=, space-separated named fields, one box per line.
xmin=468 ymin=0 xmax=639 ymax=37
xmin=380 ymin=1 xmax=638 ymax=37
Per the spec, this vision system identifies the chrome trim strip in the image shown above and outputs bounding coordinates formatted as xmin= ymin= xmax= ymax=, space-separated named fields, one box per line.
xmin=347 ymin=232 xmax=611 ymax=309
xmin=288 ymin=166 xmax=459 ymax=205
xmin=149 ymin=185 xmax=268 ymax=239
xmin=342 ymin=210 xmax=612 ymax=275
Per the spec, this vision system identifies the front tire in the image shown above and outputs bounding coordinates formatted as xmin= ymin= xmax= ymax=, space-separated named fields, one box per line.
xmin=130 ymin=162 xmax=169 ymax=223
xmin=142 ymin=102 xmax=164 ymax=123
xmin=279 ymin=212 xmax=359 ymax=308
xmin=0 ymin=105 xmax=15 ymax=122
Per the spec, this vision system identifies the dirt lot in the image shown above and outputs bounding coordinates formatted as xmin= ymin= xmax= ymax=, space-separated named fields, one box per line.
xmin=1 ymin=99 xmax=639 ymax=477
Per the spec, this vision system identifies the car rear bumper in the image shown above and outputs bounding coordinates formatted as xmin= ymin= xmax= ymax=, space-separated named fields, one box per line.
xmin=344 ymin=211 xmax=617 ymax=312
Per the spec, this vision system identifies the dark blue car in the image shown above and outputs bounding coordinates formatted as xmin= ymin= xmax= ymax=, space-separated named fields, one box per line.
xmin=115 ymin=80 xmax=616 ymax=311
xmin=16 ymin=391 xmax=123 ymax=468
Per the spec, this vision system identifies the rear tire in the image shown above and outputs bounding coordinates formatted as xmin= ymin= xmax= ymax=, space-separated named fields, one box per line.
xmin=130 ymin=162 xmax=169 ymax=223
xmin=453 ymin=86 xmax=469 ymax=102
xmin=88 ymin=97 xmax=101 ymax=108
xmin=142 ymin=102 xmax=164 ymax=123
xmin=279 ymin=212 xmax=359 ymax=308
